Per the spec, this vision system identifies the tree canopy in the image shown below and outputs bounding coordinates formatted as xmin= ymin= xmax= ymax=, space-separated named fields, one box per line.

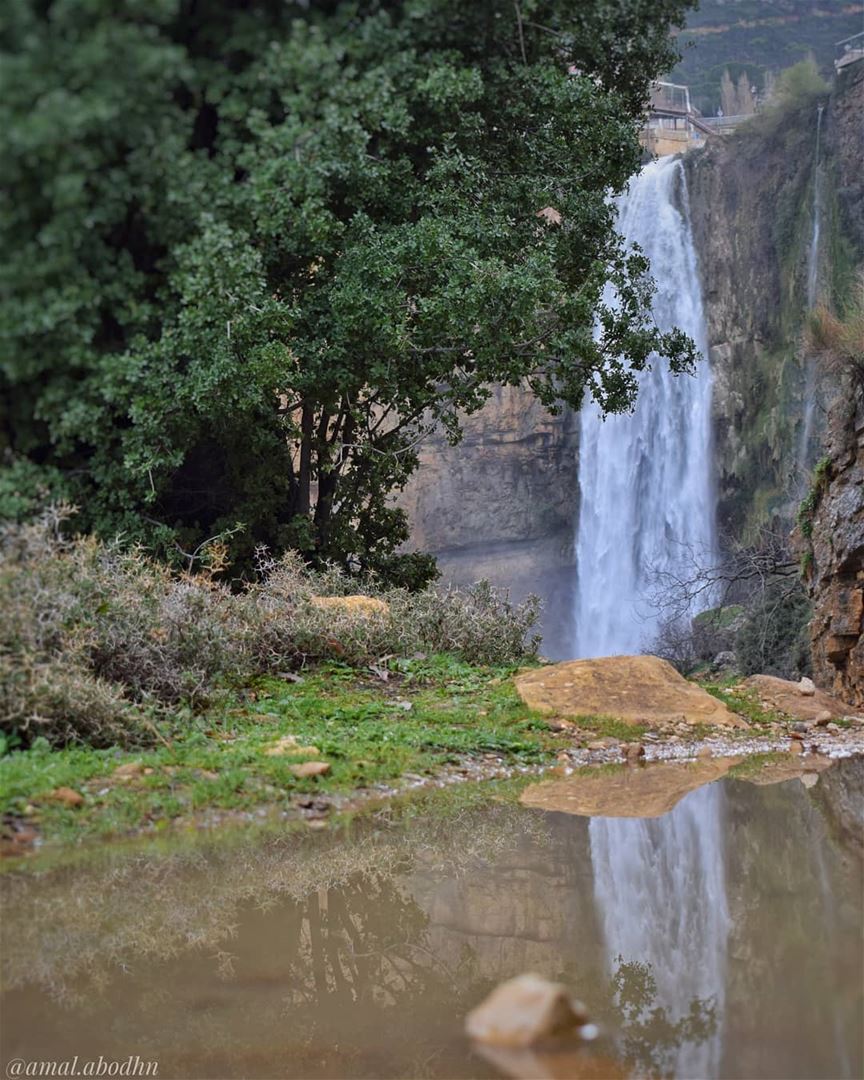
xmin=1 ymin=0 xmax=695 ymax=584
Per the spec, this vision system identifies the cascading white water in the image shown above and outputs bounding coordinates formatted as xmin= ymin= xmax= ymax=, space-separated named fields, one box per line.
xmin=573 ymin=156 xmax=716 ymax=658
xmin=590 ymin=783 xmax=731 ymax=1079
xmin=798 ymin=104 xmax=825 ymax=476
xmin=575 ymin=157 xmax=730 ymax=1078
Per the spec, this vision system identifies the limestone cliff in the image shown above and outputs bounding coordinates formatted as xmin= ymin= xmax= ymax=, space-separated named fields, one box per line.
xmin=400 ymin=385 xmax=579 ymax=655
xmin=803 ymin=382 xmax=864 ymax=706
xmin=684 ymin=63 xmax=863 ymax=537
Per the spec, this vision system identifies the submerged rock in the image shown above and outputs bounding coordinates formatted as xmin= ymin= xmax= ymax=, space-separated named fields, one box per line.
xmin=465 ymin=973 xmax=588 ymax=1048
xmin=515 ymin=655 xmax=745 ymax=728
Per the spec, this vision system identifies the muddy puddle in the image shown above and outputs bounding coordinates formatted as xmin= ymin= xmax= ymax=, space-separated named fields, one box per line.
xmin=1 ymin=755 xmax=862 ymax=1079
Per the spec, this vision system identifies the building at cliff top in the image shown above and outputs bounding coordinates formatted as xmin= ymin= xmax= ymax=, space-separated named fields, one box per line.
xmin=835 ymin=31 xmax=864 ymax=73
xmin=639 ymin=80 xmax=754 ymax=156
xmin=640 ymin=81 xmax=709 ymax=157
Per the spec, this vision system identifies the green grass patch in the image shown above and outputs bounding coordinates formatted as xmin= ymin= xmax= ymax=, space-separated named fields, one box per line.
xmin=570 ymin=715 xmax=650 ymax=741
xmin=701 ymin=682 xmax=783 ymax=727
xmin=0 ymin=656 xmax=565 ymax=845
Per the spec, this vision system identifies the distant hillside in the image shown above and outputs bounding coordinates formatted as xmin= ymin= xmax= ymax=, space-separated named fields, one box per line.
xmin=668 ymin=0 xmax=863 ymax=114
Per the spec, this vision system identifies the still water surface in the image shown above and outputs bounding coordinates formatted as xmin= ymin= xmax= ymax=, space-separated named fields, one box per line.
xmin=1 ymin=757 xmax=862 ymax=1080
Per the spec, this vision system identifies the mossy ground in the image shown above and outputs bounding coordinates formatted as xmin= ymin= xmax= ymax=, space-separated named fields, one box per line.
xmin=1 ymin=656 xmax=581 ymax=845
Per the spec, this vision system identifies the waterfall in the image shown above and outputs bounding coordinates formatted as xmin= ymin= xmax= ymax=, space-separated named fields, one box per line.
xmin=575 ymin=158 xmax=730 ymax=1077
xmin=573 ymin=156 xmax=716 ymax=658
xmin=799 ymin=104 xmax=825 ymax=476
xmin=590 ymin=783 xmax=731 ymax=1079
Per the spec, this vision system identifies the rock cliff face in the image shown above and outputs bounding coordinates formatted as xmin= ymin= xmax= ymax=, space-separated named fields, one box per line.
xmin=400 ymin=385 xmax=579 ymax=656
xmin=804 ymin=383 xmax=864 ymax=706
xmin=684 ymin=65 xmax=863 ymax=536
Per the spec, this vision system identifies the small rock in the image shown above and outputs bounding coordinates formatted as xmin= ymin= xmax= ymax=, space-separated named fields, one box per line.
xmin=792 ymin=721 xmax=810 ymax=734
xmin=826 ymin=723 xmax=841 ymax=734
xmin=548 ymin=720 xmax=574 ymax=733
xmin=790 ymin=731 xmax=805 ymax=741
xmin=798 ymin=677 xmax=816 ymax=697
xmin=46 ymin=787 xmax=84 ymax=807
xmin=289 ymin=761 xmax=331 ymax=779
xmin=264 ymin=735 xmax=302 ymax=756
xmin=815 ymin=711 xmax=833 ymax=726
xmin=465 ymin=973 xmax=587 ymax=1047
xmin=113 ymin=761 xmax=144 ymax=778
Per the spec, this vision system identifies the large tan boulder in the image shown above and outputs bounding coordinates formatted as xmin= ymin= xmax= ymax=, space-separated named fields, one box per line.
xmin=515 ymin=655 xmax=745 ymax=728
xmin=520 ymin=759 xmax=739 ymax=819
xmin=741 ymin=674 xmax=852 ymax=722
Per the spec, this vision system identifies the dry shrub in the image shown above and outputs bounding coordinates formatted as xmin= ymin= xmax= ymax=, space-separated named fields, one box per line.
xmin=244 ymin=552 xmax=540 ymax=669
xmin=0 ymin=657 xmax=151 ymax=749
xmin=1 ymin=513 xmax=541 ymax=748
xmin=388 ymin=581 xmax=541 ymax=665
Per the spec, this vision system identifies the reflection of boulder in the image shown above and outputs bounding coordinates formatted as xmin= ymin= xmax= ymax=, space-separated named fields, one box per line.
xmin=515 ymin=656 xmax=745 ymax=727
xmin=519 ymin=760 xmax=738 ymax=819
xmin=811 ymin=754 xmax=864 ymax=858
xmin=735 ymin=754 xmax=833 ymax=788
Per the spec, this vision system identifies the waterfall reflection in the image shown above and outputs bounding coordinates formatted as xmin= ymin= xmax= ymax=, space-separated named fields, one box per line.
xmin=590 ymin=782 xmax=730 ymax=1078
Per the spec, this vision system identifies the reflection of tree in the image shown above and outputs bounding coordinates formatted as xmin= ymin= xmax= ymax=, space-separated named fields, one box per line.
xmin=264 ymin=870 xmax=491 ymax=1078
xmin=282 ymin=871 xmax=468 ymax=1009
xmin=611 ymin=957 xmax=718 ymax=1080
